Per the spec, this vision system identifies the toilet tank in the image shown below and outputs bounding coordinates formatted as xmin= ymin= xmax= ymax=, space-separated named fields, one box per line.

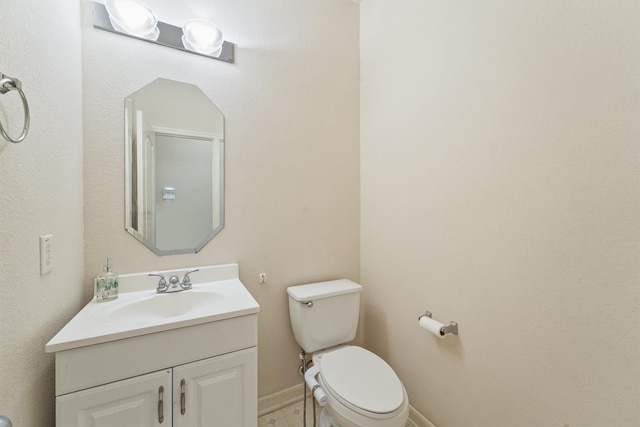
xmin=287 ymin=279 xmax=362 ymax=353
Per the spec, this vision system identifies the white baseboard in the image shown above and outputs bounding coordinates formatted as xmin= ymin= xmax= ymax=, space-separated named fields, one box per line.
xmin=258 ymin=385 xmax=436 ymax=427
xmin=407 ymin=405 xmax=437 ymax=427
xmin=258 ymin=383 xmax=304 ymax=417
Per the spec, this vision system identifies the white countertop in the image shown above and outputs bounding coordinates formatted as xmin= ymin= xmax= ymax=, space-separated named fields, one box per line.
xmin=45 ymin=264 xmax=259 ymax=353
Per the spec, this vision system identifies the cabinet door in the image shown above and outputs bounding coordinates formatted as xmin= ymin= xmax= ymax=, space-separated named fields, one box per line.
xmin=173 ymin=347 xmax=257 ymax=427
xmin=57 ymin=369 xmax=172 ymax=427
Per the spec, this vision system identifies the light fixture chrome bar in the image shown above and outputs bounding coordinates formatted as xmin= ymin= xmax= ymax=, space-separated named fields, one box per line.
xmin=91 ymin=2 xmax=234 ymax=64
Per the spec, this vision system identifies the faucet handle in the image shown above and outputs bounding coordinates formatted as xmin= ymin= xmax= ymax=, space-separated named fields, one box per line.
xmin=149 ymin=273 xmax=168 ymax=292
xmin=181 ymin=269 xmax=199 ymax=289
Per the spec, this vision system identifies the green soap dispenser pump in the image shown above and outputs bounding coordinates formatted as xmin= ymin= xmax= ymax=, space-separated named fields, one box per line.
xmin=95 ymin=257 xmax=119 ymax=302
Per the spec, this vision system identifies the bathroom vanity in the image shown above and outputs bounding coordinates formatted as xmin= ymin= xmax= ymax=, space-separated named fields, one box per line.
xmin=46 ymin=264 xmax=259 ymax=427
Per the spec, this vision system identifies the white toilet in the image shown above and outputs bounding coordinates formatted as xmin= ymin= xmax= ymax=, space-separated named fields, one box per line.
xmin=288 ymin=279 xmax=409 ymax=427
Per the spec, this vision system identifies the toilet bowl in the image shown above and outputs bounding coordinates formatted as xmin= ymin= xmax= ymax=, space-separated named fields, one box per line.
xmin=312 ymin=346 xmax=409 ymax=427
xmin=287 ymin=280 xmax=409 ymax=427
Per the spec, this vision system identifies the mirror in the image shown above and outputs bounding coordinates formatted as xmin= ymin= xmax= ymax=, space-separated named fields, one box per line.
xmin=124 ymin=78 xmax=224 ymax=255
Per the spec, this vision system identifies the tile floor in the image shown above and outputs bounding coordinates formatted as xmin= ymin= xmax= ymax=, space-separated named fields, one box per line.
xmin=258 ymin=398 xmax=413 ymax=427
xmin=258 ymin=397 xmax=318 ymax=427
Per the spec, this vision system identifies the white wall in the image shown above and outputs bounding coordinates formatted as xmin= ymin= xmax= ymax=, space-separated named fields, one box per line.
xmin=82 ymin=0 xmax=360 ymax=399
xmin=0 ymin=1 xmax=85 ymax=425
xmin=360 ymin=1 xmax=639 ymax=426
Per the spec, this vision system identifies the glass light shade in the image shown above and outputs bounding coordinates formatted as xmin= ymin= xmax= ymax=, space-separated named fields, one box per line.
xmin=182 ymin=19 xmax=224 ymax=55
xmin=105 ymin=0 xmax=159 ymax=40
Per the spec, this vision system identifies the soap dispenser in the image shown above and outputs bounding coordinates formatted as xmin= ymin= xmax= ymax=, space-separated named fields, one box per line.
xmin=95 ymin=257 xmax=119 ymax=302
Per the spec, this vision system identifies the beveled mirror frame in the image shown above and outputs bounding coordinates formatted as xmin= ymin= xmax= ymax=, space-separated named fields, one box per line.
xmin=124 ymin=78 xmax=225 ymax=255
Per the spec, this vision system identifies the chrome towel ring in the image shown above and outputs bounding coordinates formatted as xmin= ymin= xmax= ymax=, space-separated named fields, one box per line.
xmin=0 ymin=72 xmax=30 ymax=143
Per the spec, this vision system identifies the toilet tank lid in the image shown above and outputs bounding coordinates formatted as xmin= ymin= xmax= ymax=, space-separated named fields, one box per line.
xmin=287 ymin=279 xmax=362 ymax=302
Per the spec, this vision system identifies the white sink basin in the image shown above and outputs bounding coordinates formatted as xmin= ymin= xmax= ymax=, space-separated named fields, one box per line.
xmin=109 ymin=290 xmax=224 ymax=321
xmin=45 ymin=264 xmax=259 ymax=353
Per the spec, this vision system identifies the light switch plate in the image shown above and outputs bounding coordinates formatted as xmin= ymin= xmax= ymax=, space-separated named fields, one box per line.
xmin=40 ymin=234 xmax=53 ymax=275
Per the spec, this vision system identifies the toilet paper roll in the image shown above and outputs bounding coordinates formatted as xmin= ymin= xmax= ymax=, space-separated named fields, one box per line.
xmin=419 ymin=315 xmax=446 ymax=338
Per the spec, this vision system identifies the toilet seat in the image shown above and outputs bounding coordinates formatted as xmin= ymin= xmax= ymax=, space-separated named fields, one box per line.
xmin=317 ymin=346 xmax=405 ymax=417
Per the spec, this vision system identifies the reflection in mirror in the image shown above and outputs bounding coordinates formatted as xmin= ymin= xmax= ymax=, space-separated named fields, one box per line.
xmin=125 ymin=78 xmax=224 ymax=255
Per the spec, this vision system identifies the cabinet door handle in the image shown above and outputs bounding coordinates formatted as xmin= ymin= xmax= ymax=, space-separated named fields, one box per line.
xmin=158 ymin=385 xmax=165 ymax=424
xmin=180 ymin=379 xmax=186 ymax=415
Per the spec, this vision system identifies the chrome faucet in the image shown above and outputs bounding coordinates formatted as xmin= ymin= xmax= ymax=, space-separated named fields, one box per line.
xmin=180 ymin=269 xmax=198 ymax=290
xmin=149 ymin=269 xmax=199 ymax=294
xmin=148 ymin=273 xmax=169 ymax=293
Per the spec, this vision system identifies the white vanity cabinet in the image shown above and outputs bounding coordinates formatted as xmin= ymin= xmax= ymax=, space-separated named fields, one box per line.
xmin=173 ymin=348 xmax=256 ymax=427
xmin=45 ymin=264 xmax=260 ymax=427
xmin=57 ymin=347 xmax=257 ymax=427
xmin=57 ymin=369 xmax=172 ymax=427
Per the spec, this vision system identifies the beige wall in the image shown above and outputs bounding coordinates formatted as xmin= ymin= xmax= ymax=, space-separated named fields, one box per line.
xmin=4 ymin=1 xmax=638 ymax=426
xmin=360 ymin=1 xmax=639 ymax=426
xmin=0 ymin=1 xmax=85 ymax=425
xmin=82 ymin=0 xmax=360 ymax=399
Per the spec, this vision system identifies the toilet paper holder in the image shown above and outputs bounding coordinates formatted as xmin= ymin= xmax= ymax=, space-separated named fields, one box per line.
xmin=419 ymin=311 xmax=459 ymax=336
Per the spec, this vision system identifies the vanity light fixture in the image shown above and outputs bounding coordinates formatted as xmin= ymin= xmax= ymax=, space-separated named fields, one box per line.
xmin=92 ymin=1 xmax=234 ymax=63
xmin=182 ymin=19 xmax=225 ymax=56
xmin=104 ymin=0 xmax=159 ymax=40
